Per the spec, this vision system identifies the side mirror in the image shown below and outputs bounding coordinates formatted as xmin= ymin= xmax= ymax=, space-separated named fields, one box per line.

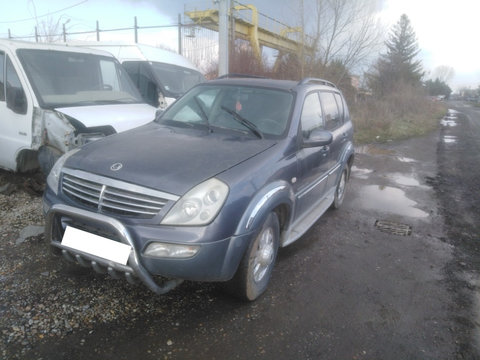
xmin=302 ymin=129 xmax=333 ymax=148
xmin=6 ymin=87 xmax=27 ymax=115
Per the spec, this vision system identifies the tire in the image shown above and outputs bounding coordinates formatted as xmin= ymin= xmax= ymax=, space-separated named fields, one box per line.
xmin=227 ymin=212 xmax=280 ymax=301
xmin=332 ymin=166 xmax=349 ymax=209
xmin=38 ymin=145 xmax=62 ymax=176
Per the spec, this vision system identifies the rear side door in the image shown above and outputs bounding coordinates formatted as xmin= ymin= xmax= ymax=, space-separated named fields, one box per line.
xmin=318 ymin=91 xmax=352 ymax=190
xmin=294 ymin=91 xmax=331 ymax=218
xmin=0 ymin=50 xmax=33 ymax=171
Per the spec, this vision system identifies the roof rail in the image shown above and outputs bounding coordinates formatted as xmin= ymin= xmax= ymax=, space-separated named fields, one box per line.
xmin=216 ymin=73 xmax=266 ymax=80
xmin=298 ymin=77 xmax=337 ymax=88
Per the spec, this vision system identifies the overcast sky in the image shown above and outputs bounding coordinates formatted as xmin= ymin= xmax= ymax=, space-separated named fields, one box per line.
xmin=1 ymin=0 xmax=478 ymax=90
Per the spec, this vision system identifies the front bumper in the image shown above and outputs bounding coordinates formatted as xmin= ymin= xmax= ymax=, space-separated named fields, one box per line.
xmin=44 ymin=203 xmax=252 ymax=294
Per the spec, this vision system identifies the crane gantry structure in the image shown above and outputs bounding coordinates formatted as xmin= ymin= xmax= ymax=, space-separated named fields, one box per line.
xmin=184 ymin=4 xmax=313 ymax=65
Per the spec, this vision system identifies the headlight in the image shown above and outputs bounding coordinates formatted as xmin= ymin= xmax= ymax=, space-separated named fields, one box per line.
xmin=144 ymin=242 xmax=199 ymax=258
xmin=46 ymin=148 xmax=80 ymax=195
xmin=76 ymin=133 xmax=106 ymax=146
xmin=161 ymin=178 xmax=229 ymax=225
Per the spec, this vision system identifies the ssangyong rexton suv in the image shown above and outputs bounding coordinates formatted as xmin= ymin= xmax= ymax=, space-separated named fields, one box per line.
xmin=43 ymin=76 xmax=354 ymax=301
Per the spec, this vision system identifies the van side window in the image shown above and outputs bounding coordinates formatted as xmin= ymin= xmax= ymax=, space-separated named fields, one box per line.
xmin=0 ymin=51 xmax=5 ymax=101
xmin=123 ymin=61 xmax=158 ymax=106
xmin=6 ymin=56 xmax=27 ymax=114
xmin=99 ymin=59 xmax=120 ymax=90
xmin=300 ymin=92 xmax=323 ymax=138
xmin=319 ymin=92 xmax=341 ymax=130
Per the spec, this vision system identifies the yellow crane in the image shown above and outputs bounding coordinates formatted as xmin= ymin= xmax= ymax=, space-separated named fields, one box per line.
xmin=185 ymin=4 xmax=312 ymax=62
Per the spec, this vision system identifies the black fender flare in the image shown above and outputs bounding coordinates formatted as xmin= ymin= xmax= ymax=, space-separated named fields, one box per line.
xmin=219 ymin=180 xmax=295 ymax=280
xmin=234 ymin=180 xmax=295 ymax=236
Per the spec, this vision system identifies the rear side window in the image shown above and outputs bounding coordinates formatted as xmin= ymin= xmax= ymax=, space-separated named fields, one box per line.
xmin=0 ymin=51 xmax=4 ymax=101
xmin=319 ymin=92 xmax=341 ymax=130
xmin=300 ymin=92 xmax=323 ymax=138
xmin=334 ymin=93 xmax=344 ymax=121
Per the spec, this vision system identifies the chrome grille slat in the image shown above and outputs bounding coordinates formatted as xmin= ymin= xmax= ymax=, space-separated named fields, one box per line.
xmin=61 ymin=169 xmax=175 ymax=218
xmin=101 ymin=203 xmax=158 ymax=216
xmin=102 ymin=196 xmax=164 ymax=211
xmin=63 ymin=182 xmax=101 ymax=199
xmin=103 ymin=189 xmax=167 ymax=206
xmin=63 ymin=187 xmax=99 ymax=205
xmin=63 ymin=175 xmax=102 ymax=192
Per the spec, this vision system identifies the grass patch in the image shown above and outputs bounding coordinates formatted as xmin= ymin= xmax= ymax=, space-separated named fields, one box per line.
xmin=351 ymin=88 xmax=447 ymax=144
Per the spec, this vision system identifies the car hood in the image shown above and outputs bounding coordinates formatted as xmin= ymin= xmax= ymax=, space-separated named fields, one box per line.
xmin=55 ymin=103 xmax=156 ymax=133
xmin=65 ymin=122 xmax=276 ymax=195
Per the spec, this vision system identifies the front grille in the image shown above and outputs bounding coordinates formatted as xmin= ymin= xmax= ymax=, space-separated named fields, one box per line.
xmin=61 ymin=169 xmax=178 ymax=218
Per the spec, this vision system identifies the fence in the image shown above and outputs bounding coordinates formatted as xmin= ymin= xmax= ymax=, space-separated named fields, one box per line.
xmin=4 ymin=15 xmax=220 ymax=72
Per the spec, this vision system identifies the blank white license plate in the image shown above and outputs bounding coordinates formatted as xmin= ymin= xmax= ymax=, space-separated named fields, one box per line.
xmin=61 ymin=226 xmax=132 ymax=265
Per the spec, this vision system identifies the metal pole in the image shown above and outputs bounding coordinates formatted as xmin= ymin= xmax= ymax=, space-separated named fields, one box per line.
xmin=134 ymin=16 xmax=138 ymax=43
xmin=218 ymin=0 xmax=230 ymax=76
xmin=63 ymin=23 xmax=66 ymax=42
xmin=300 ymin=0 xmax=304 ymax=78
xmin=229 ymin=4 xmax=235 ymax=70
xmin=34 ymin=27 xmax=38 ymax=42
xmin=8 ymin=29 xmax=11 ymax=39
xmin=96 ymin=20 xmax=100 ymax=41
xmin=178 ymin=14 xmax=182 ymax=55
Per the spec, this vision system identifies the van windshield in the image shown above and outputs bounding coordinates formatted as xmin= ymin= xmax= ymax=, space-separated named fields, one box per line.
xmin=17 ymin=49 xmax=144 ymax=108
xmin=151 ymin=62 xmax=204 ymax=97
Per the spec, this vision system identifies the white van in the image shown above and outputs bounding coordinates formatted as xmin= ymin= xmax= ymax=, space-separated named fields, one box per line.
xmin=65 ymin=42 xmax=205 ymax=108
xmin=0 ymin=39 xmax=156 ymax=173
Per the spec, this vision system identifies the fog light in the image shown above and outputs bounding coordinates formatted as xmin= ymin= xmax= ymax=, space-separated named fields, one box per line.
xmin=144 ymin=242 xmax=199 ymax=258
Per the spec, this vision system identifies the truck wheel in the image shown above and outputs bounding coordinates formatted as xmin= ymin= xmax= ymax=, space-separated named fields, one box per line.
xmin=332 ymin=166 xmax=349 ymax=209
xmin=228 ymin=212 xmax=280 ymax=301
xmin=38 ymin=146 xmax=62 ymax=176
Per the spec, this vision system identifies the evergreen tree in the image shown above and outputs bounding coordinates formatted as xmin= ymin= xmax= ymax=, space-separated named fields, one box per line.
xmin=425 ymin=78 xmax=452 ymax=98
xmin=368 ymin=14 xmax=424 ymax=96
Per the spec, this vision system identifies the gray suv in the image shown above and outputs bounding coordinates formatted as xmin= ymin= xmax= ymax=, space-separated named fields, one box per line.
xmin=43 ymin=76 xmax=354 ymax=301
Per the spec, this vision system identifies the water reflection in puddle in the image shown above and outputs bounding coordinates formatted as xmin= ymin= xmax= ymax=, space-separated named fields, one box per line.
xmin=351 ymin=166 xmax=373 ymax=179
xmin=355 ymin=185 xmax=429 ymax=218
xmin=440 ymin=118 xmax=457 ymax=127
xmin=443 ymin=135 xmax=457 ymax=144
xmin=355 ymin=145 xmax=396 ymax=156
xmin=397 ymin=157 xmax=416 ymax=163
xmin=390 ymin=173 xmax=421 ymax=187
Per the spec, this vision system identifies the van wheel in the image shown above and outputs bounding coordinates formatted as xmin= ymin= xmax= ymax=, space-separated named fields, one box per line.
xmin=227 ymin=212 xmax=279 ymax=301
xmin=332 ymin=166 xmax=349 ymax=209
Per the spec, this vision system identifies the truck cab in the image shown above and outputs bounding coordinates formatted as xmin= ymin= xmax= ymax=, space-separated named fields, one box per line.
xmin=0 ymin=39 xmax=156 ymax=174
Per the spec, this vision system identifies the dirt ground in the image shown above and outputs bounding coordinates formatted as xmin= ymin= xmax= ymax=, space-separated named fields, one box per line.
xmin=432 ymin=102 xmax=480 ymax=358
xmin=0 ymin=101 xmax=479 ymax=359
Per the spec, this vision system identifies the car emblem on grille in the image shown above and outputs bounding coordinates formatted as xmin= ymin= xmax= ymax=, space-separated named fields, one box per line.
xmin=110 ymin=162 xmax=123 ymax=171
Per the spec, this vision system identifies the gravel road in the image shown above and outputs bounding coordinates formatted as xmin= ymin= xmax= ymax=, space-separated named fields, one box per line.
xmin=1 ymin=101 xmax=479 ymax=359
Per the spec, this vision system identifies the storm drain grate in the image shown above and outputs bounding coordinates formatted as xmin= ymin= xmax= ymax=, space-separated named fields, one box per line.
xmin=374 ymin=220 xmax=412 ymax=236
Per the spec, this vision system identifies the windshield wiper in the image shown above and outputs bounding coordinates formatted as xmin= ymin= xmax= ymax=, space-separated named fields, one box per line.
xmin=220 ymin=106 xmax=263 ymax=139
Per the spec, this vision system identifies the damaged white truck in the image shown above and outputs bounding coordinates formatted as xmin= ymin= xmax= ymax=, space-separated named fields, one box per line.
xmin=0 ymin=39 xmax=156 ymax=174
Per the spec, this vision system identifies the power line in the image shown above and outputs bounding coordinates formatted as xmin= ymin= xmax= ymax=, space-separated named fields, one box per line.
xmin=0 ymin=0 xmax=88 ymax=24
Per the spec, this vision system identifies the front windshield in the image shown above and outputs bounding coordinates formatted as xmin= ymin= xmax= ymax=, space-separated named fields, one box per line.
xmin=157 ymin=84 xmax=294 ymax=138
xmin=151 ymin=62 xmax=205 ymax=97
xmin=17 ymin=49 xmax=143 ymax=108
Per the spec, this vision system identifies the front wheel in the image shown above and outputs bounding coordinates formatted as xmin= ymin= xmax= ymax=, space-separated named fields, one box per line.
xmin=227 ymin=212 xmax=280 ymax=301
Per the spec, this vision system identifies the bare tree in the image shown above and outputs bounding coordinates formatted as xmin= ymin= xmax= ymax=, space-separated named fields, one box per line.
xmin=36 ymin=17 xmax=64 ymax=42
xmin=306 ymin=0 xmax=382 ymax=72
xmin=431 ymin=65 xmax=455 ymax=83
